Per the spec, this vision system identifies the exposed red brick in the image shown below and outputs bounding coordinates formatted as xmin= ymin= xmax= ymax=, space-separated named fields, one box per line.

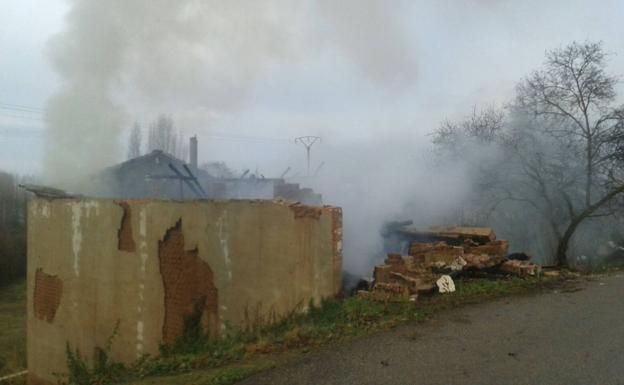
xmin=330 ymin=207 xmax=343 ymax=293
xmin=158 ymin=219 xmax=219 ymax=345
xmin=409 ymin=242 xmax=464 ymax=264
xmin=116 ymin=201 xmax=136 ymax=252
xmin=385 ymin=254 xmax=404 ymax=265
xmin=463 ymin=240 xmax=509 ymax=258
xmin=374 ymin=264 xmax=393 ymax=282
xmin=33 ymin=268 xmax=63 ymax=323
xmin=289 ymin=204 xmax=323 ymax=220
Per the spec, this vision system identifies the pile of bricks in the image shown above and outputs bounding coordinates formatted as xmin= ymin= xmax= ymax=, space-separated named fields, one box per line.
xmin=360 ymin=226 xmax=541 ymax=302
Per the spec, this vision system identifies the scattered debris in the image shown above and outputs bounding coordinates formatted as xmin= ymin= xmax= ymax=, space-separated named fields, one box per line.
xmin=463 ymin=253 xmax=506 ymax=270
xmin=508 ymin=252 xmax=531 ymax=261
xmin=542 ymin=270 xmax=561 ymax=278
xmin=358 ymin=282 xmax=410 ymax=302
xmin=436 ymin=275 xmax=456 ymax=293
xmin=362 ymin=225 xmax=544 ymax=302
xmin=500 ymin=259 xmax=541 ymax=277
xmin=428 ymin=226 xmax=496 ymax=243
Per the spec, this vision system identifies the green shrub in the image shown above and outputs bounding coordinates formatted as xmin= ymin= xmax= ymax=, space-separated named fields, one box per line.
xmin=61 ymin=321 xmax=126 ymax=385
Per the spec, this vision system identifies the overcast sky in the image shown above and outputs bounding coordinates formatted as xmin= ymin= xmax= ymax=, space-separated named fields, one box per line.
xmin=1 ymin=0 xmax=624 ymax=176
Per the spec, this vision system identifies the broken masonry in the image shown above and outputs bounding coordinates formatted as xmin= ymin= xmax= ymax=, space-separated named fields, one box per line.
xmin=361 ymin=226 xmax=541 ymax=302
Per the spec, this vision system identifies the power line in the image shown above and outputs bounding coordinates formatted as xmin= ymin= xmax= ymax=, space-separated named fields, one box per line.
xmin=0 ymin=112 xmax=43 ymax=122
xmin=0 ymin=132 xmax=291 ymax=142
xmin=0 ymin=102 xmax=45 ymax=123
xmin=206 ymin=132 xmax=291 ymax=143
xmin=0 ymin=106 xmax=43 ymax=115
xmin=0 ymin=102 xmax=44 ymax=114
xmin=207 ymin=135 xmax=284 ymax=142
xmin=0 ymin=127 xmax=44 ymax=138
xmin=0 ymin=127 xmax=295 ymax=144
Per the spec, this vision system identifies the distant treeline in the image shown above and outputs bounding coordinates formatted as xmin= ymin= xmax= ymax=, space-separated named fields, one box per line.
xmin=0 ymin=171 xmax=28 ymax=285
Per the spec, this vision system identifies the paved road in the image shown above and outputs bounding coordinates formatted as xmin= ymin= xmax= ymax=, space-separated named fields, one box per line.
xmin=240 ymin=274 xmax=624 ymax=385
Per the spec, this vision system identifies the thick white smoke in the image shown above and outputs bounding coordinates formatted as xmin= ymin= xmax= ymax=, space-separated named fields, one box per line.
xmin=43 ymin=0 xmax=453 ymax=278
xmin=35 ymin=0 xmax=624 ymax=276
xmin=44 ymin=0 xmax=417 ymax=186
xmin=45 ymin=1 xmax=127 ymax=185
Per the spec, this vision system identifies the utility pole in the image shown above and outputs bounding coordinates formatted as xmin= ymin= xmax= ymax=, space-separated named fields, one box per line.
xmin=295 ymin=136 xmax=321 ymax=177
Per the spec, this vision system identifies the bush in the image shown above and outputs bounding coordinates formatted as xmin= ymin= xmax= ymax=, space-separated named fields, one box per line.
xmin=0 ymin=229 xmax=26 ymax=286
xmin=0 ymin=171 xmax=28 ymax=287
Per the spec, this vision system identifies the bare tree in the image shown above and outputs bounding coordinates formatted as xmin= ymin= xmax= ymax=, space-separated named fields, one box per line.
xmin=516 ymin=41 xmax=621 ymax=207
xmin=433 ymin=105 xmax=505 ymax=150
xmin=514 ymin=41 xmax=624 ymax=266
xmin=147 ymin=114 xmax=186 ymax=160
xmin=127 ymin=121 xmax=142 ymax=159
xmin=433 ymin=42 xmax=624 ymax=267
xmin=431 ymin=106 xmax=507 ymax=226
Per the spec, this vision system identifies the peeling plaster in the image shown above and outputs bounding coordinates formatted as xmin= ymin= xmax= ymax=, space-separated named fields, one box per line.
xmin=216 ymin=210 xmax=232 ymax=280
xmin=33 ymin=269 xmax=63 ymax=323
xmin=41 ymin=203 xmax=50 ymax=218
xmin=136 ymin=208 xmax=148 ymax=357
xmin=139 ymin=209 xmax=148 ymax=272
xmin=139 ymin=209 xmax=147 ymax=237
xmin=116 ymin=202 xmax=136 ymax=252
xmin=159 ymin=220 xmax=219 ymax=344
xmin=69 ymin=201 xmax=100 ymax=278
xmin=136 ymin=320 xmax=144 ymax=355
xmin=71 ymin=205 xmax=82 ymax=277
xmin=27 ymin=198 xmax=342 ymax=385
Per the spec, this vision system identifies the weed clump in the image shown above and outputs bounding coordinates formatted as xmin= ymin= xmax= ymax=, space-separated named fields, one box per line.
xmin=57 ymin=276 xmax=560 ymax=385
xmin=61 ymin=321 xmax=125 ymax=385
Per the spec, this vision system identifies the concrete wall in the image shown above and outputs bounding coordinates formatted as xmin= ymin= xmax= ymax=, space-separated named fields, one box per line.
xmin=26 ymin=198 xmax=342 ymax=385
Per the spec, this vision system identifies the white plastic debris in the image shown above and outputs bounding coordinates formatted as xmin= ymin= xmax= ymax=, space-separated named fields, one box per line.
xmin=449 ymin=256 xmax=467 ymax=271
xmin=436 ymin=275 xmax=456 ymax=293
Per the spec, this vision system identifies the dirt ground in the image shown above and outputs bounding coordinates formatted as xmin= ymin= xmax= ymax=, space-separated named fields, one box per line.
xmin=239 ymin=274 xmax=624 ymax=385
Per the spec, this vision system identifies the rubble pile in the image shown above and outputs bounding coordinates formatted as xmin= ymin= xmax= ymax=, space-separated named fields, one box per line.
xmin=360 ymin=226 xmax=541 ymax=302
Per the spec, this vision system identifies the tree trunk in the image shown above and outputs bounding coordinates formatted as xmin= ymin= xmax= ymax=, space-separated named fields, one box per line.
xmin=555 ymin=183 xmax=624 ymax=267
xmin=554 ymin=220 xmax=581 ymax=268
xmin=585 ymin=136 xmax=592 ymax=208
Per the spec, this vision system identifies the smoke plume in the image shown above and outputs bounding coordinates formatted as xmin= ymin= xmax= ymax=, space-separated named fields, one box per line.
xmin=44 ymin=0 xmax=417 ymax=186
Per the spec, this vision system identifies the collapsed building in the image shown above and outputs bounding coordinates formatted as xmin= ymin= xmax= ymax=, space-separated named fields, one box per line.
xmin=362 ymin=225 xmax=541 ymax=301
xmin=90 ymin=137 xmax=322 ymax=206
xmin=26 ymin=196 xmax=342 ymax=384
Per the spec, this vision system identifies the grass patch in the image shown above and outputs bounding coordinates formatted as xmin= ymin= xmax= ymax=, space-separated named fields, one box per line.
xmin=120 ymin=275 xmax=564 ymax=385
xmin=0 ymin=279 xmax=26 ymax=378
xmin=417 ymin=276 xmax=559 ymax=313
xmin=0 ymin=275 xmax=569 ymax=385
xmin=128 ymin=361 xmax=276 ymax=385
xmin=107 ymin=297 xmax=428 ymax=385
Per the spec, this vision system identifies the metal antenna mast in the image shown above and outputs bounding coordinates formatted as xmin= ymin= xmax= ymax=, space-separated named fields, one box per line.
xmin=295 ymin=136 xmax=321 ymax=177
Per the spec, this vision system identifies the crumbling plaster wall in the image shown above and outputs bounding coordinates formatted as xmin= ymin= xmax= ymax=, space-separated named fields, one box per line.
xmin=27 ymin=198 xmax=342 ymax=385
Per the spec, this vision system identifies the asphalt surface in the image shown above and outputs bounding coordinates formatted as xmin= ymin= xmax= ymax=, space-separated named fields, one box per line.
xmin=239 ymin=274 xmax=624 ymax=385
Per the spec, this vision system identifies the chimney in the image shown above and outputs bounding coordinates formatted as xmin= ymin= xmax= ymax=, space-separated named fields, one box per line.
xmin=190 ymin=135 xmax=198 ymax=169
